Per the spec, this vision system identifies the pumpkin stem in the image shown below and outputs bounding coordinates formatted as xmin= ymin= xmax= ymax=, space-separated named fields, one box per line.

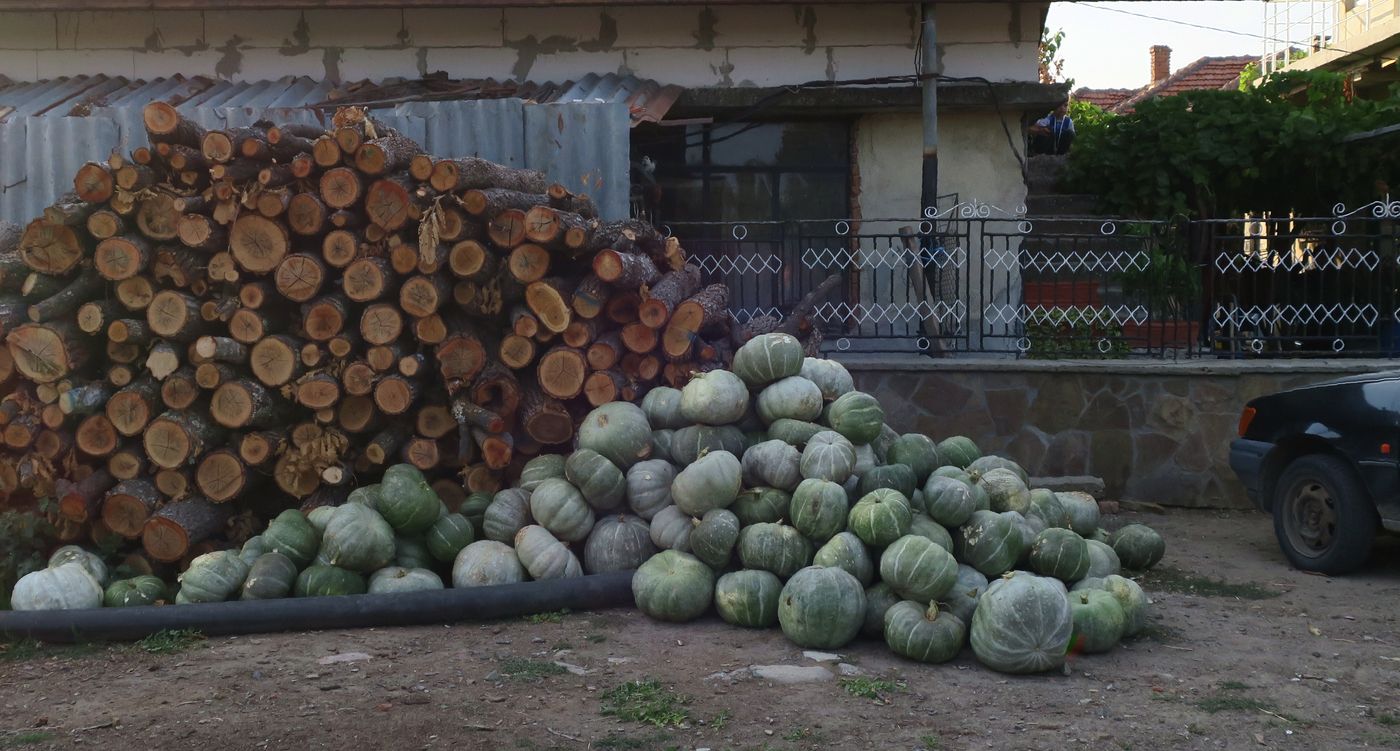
xmin=924 ymin=601 xmax=941 ymax=622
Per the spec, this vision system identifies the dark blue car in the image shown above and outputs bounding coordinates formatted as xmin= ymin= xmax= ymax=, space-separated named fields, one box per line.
xmin=1230 ymin=370 xmax=1400 ymax=574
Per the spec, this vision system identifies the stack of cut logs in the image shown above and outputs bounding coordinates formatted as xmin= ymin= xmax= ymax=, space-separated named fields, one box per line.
xmin=0 ymin=102 xmax=826 ymax=573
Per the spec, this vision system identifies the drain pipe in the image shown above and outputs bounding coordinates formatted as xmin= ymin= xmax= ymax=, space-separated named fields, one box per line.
xmin=920 ymin=2 xmax=939 ymax=214
xmin=0 ymin=571 xmax=635 ymax=643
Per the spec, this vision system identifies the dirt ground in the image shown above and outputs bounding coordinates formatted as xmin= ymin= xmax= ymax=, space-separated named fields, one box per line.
xmin=2 ymin=509 xmax=1400 ymax=751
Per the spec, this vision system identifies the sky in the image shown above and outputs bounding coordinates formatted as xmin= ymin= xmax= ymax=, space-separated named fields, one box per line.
xmin=1045 ymin=1 xmax=1267 ymax=90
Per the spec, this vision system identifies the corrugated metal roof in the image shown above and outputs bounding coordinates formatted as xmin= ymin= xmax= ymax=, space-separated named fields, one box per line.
xmin=0 ymin=74 xmax=637 ymax=223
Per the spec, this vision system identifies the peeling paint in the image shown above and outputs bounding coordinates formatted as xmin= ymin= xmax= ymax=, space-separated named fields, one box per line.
xmin=323 ymin=47 xmax=342 ymax=83
xmin=397 ymin=13 xmax=411 ymax=49
xmin=695 ymin=7 xmax=717 ymax=50
xmin=280 ymin=13 xmax=311 ymax=56
xmin=415 ymin=47 xmax=428 ymax=77
xmin=1007 ymin=3 xmax=1023 ymax=48
xmin=825 ymin=47 xmax=836 ymax=81
xmin=143 ymin=30 xmax=163 ymax=53
xmin=507 ymin=11 xmax=615 ymax=80
xmin=214 ymin=36 xmax=244 ymax=79
xmin=800 ymin=6 xmax=817 ymax=55
xmin=718 ymin=59 xmax=734 ymax=87
xmin=579 ymin=12 xmax=617 ymax=53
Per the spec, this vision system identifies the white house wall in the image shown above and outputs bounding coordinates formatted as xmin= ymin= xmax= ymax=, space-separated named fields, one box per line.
xmin=0 ymin=3 xmax=1044 ymax=84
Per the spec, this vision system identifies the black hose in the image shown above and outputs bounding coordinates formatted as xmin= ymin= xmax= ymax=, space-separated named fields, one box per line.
xmin=0 ymin=571 xmax=636 ymax=643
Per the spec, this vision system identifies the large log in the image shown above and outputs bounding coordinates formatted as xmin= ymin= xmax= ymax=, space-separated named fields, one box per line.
xmin=19 ymin=219 xmax=85 ymax=276
xmin=28 ymin=268 xmax=104 ymax=323
xmin=195 ymin=448 xmax=252 ymax=503
xmin=519 ymin=386 xmax=572 ymax=445
xmin=470 ymin=361 xmax=521 ymax=421
xmin=355 ymin=134 xmax=423 ymax=176
xmin=101 ymin=478 xmax=161 ymax=538
xmin=639 ymin=264 xmax=702 ymax=328
xmin=6 ymin=320 xmax=94 ymax=383
xmin=250 ymin=335 xmax=304 ymax=387
xmin=57 ymin=468 xmax=116 ymax=524
xmin=524 ymin=277 xmax=574 ymax=334
xmin=664 ymin=282 xmax=731 ymax=359
xmin=230 ymin=214 xmax=291 ymax=274
xmin=212 ymin=378 xmax=292 ymax=429
xmin=106 ymin=377 xmax=161 ymax=437
xmin=431 ymin=159 xmax=549 ymax=194
xmin=144 ymin=409 xmax=227 ymax=469
xmin=538 ymin=345 xmax=587 ymax=400
xmin=142 ymin=496 xmax=232 ymax=563
xmin=593 ymin=249 xmax=661 ymax=290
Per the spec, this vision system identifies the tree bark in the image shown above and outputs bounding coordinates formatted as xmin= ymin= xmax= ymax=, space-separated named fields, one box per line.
xmin=27 ymin=269 xmax=104 ymax=323
xmin=593 ymin=249 xmax=661 ymax=289
xmin=142 ymin=496 xmax=232 ymax=563
xmin=355 ymin=134 xmax=423 ymax=177
xmin=57 ymin=468 xmax=115 ymax=524
xmin=431 ymin=159 xmax=549 ymax=194
xmin=106 ymin=376 xmax=161 ymax=437
xmin=639 ymin=264 xmax=702 ymax=328
xmin=520 ymin=386 xmax=572 ymax=445
xmin=101 ymin=478 xmax=160 ymax=538
xmin=144 ymin=409 xmax=227 ymax=469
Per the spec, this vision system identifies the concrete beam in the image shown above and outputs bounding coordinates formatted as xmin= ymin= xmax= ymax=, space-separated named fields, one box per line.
xmin=670 ymin=81 xmax=1069 ymax=117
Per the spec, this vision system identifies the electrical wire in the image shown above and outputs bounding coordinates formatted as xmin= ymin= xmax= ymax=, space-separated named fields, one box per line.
xmin=1075 ymin=2 xmax=1361 ymax=55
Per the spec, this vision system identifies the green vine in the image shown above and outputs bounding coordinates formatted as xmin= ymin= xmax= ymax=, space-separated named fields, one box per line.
xmin=1066 ymin=70 xmax=1400 ymax=218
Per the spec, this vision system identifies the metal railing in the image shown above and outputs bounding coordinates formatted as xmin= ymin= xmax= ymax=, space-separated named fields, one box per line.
xmin=674 ymin=197 xmax=1400 ymax=359
xmin=1263 ymin=0 xmax=1398 ymax=74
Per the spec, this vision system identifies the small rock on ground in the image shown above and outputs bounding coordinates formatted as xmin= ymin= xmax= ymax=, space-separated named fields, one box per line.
xmin=803 ymin=650 xmax=841 ymax=663
xmin=750 ymin=665 xmax=834 ymax=684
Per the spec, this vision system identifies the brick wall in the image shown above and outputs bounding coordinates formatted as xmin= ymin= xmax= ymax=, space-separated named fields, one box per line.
xmin=0 ymin=4 xmax=1043 ymax=84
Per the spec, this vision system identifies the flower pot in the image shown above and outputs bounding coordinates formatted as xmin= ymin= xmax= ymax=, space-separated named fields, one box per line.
xmin=1022 ymin=280 xmax=1101 ymax=308
xmin=1123 ymin=320 xmax=1202 ymax=350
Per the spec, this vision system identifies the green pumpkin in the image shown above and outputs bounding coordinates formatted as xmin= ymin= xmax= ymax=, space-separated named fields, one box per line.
xmin=689 ymin=509 xmax=740 ymax=570
xmin=520 ymin=455 xmax=567 ymax=492
xmin=565 ymin=448 xmax=627 ymax=512
xmin=318 ymin=503 xmax=396 ymax=573
xmin=968 ymin=455 xmax=1028 ymax=484
xmin=732 ymin=333 xmax=805 ymax=386
xmin=741 ymin=439 xmax=802 ymax=491
xmin=731 ymin=486 xmax=791 ymax=526
xmin=714 ymin=569 xmax=782 ymax=628
xmin=649 ymin=505 xmax=693 ymax=552
xmin=624 ymin=459 xmax=676 ymax=520
xmin=847 ymin=489 xmax=913 ymax=548
xmin=1026 ymin=489 xmax=1070 ymax=529
xmin=824 ymin=391 xmax=884 ymax=445
xmin=1101 ymin=574 xmax=1151 ymax=636
xmin=738 ymin=523 xmax=812 ymax=579
xmin=529 ymin=478 xmax=596 ymax=543
xmin=859 ymin=463 xmax=917 ymax=498
xmin=788 ymin=478 xmax=849 ymax=543
xmin=375 ymin=465 xmax=442 ymax=535
xmin=261 ymin=509 xmax=321 ymax=569
xmin=777 ymin=566 xmax=866 ymax=649
xmin=978 ymin=469 xmax=1031 ymax=514
xmin=239 ymin=535 xmax=269 ymax=565
xmin=1070 ymin=589 xmax=1126 ymax=653
xmin=452 ymin=540 xmax=526 ymax=587
xmin=1057 ymin=491 xmax=1101 ymax=536
xmin=812 ymin=531 xmax=874 ymax=586
xmin=641 ymin=386 xmax=686 ymax=429
xmin=104 ymin=575 xmax=168 ymax=607
xmin=970 ymin=572 xmax=1073 ymax=674
xmin=799 ymin=430 xmax=856 ymax=483
xmin=931 ymin=465 xmax=974 ymax=485
xmin=871 ymin=423 xmax=899 ymax=462
xmin=239 ymin=552 xmax=298 ymax=601
xmin=347 ymin=484 xmax=381 ymax=506
xmin=426 ymin=513 xmax=475 ymax=563
xmin=679 ymin=370 xmax=750 ymax=426
xmin=394 ymin=536 xmax=434 ymax=570
xmin=459 ymin=491 xmax=493 ymax=537
xmin=943 ymin=564 xmax=989 ymax=624
xmin=1029 ymin=528 xmax=1091 ymax=582
xmin=669 ymin=424 xmax=747 ymax=465
xmin=306 ymin=506 xmax=337 ymax=534
xmin=368 ymin=566 xmax=444 ymax=594
xmin=11 ymin=563 xmax=102 ymax=611
xmin=852 ymin=443 xmax=878 ymax=477
xmin=755 ymin=376 xmax=824 ymax=425
xmin=577 ymin=402 xmax=653 ymax=469
xmin=909 ymin=513 xmax=954 ymax=553
xmin=861 ymin=582 xmax=901 ymax=639
xmin=767 ymin=418 xmax=826 ymax=448
xmin=884 ymin=601 xmax=967 ymax=663
xmin=514 ymin=525 xmax=583 ymax=580
xmin=886 ymin=434 xmax=941 ymax=484
xmin=922 ymin=476 xmax=982 ymax=527
xmin=295 ymin=565 xmax=367 ymax=597
xmin=48 ymin=545 xmax=107 ymax=585
xmin=672 ymin=450 xmax=742 ymax=516
xmin=935 ymin=436 xmax=981 ymax=469
xmin=584 ymin=514 xmax=657 ymax=574
xmin=176 ymin=550 xmax=249 ymax=604
xmin=880 ymin=534 xmax=958 ymax=602
xmin=799 ymin=357 xmax=853 ymax=401
xmin=1111 ymin=524 xmax=1166 ymax=570
xmin=650 ymin=429 xmax=675 ymax=463
xmin=1084 ymin=539 xmax=1121 ymax=578
xmin=483 ymin=488 xmax=533 ymax=543
xmin=632 ymin=550 xmax=714 ymax=622
xmin=1002 ymin=511 xmax=1040 ymax=566
xmin=958 ymin=510 xmax=1023 ymax=577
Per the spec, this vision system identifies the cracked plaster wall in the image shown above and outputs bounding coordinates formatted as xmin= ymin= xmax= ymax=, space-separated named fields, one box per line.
xmin=0 ymin=4 xmax=1043 ymax=85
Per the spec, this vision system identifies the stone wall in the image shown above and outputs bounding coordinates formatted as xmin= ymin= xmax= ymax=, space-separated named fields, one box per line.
xmin=845 ymin=356 xmax=1396 ymax=508
xmin=0 ymin=3 xmax=1043 ymax=84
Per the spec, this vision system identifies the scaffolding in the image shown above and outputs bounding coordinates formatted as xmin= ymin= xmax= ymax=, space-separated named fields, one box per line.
xmin=1264 ymin=0 xmax=1395 ymax=74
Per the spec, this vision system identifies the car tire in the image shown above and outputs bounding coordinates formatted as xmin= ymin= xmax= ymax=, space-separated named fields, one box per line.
xmin=1271 ymin=454 xmax=1377 ymax=575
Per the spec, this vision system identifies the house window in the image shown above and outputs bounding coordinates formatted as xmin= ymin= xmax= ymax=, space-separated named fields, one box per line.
xmin=635 ymin=120 xmax=850 ymax=227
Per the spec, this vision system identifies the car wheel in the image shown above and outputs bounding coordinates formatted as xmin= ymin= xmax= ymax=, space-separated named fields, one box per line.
xmin=1272 ymin=454 xmax=1377 ymax=575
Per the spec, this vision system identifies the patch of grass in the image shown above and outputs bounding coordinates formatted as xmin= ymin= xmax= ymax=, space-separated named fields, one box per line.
xmin=1194 ymin=696 xmax=1275 ymax=714
xmin=1141 ymin=566 xmax=1278 ymax=600
xmin=552 ymin=641 xmax=572 ymax=651
xmin=584 ymin=633 xmax=608 ymax=644
xmin=1 ymin=731 xmax=55 ymax=747
xmin=710 ymin=710 xmax=730 ymax=731
xmin=919 ymin=733 xmax=941 ymax=750
xmin=1377 ymin=714 xmax=1400 ymax=727
xmin=592 ymin=731 xmax=672 ymax=749
xmin=498 ymin=657 xmax=566 ymax=681
xmin=0 ymin=638 xmax=107 ymax=662
xmin=1219 ymin=681 xmax=1249 ymax=691
xmin=135 ymin=629 xmax=205 ymax=655
xmin=600 ymin=680 xmax=691 ymax=727
xmin=523 ymin=609 xmax=570 ymax=624
xmin=839 ymin=676 xmax=906 ymax=701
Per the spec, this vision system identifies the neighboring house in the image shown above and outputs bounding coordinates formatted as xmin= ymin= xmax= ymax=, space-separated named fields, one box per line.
xmin=0 ymin=1 xmax=1064 ymax=230
xmin=1075 ymin=45 xmax=1253 ymax=113
xmin=1264 ymin=0 xmax=1400 ymax=98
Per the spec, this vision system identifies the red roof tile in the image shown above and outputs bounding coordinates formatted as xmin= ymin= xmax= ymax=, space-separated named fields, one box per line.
xmin=1114 ymin=55 xmax=1254 ymax=113
xmin=1073 ymin=87 xmax=1135 ymax=111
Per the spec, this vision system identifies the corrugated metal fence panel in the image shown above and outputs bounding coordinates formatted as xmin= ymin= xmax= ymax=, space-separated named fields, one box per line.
xmin=0 ymin=117 xmax=120 ymax=225
xmin=524 ymin=102 xmax=630 ymax=221
xmin=396 ymin=99 xmax=527 ymax=167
